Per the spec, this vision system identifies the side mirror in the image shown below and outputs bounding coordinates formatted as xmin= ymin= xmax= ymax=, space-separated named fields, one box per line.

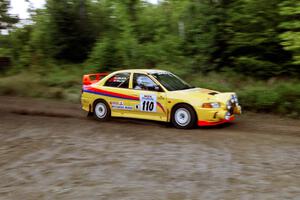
xmin=154 ymin=86 xmax=161 ymax=92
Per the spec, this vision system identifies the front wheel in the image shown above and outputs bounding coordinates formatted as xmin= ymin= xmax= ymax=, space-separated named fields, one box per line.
xmin=93 ymin=100 xmax=111 ymax=121
xmin=172 ymin=105 xmax=197 ymax=129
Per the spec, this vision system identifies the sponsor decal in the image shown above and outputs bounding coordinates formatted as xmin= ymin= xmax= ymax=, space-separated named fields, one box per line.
xmin=112 ymin=105 xmax=133 ymax=110
xmin=111 ymin=101 xmax=124 ymax=106
xmin=110 ymin=101 xmax=133 ymax=110
xmin=140 ymin=94 xmax=157 ymax=112
xmin=108 ymin=76 xmax=127 ymax=83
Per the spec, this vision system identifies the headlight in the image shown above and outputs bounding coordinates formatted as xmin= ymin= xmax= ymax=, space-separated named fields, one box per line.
xmin=202 ymin=102 xmax=221 ymax=108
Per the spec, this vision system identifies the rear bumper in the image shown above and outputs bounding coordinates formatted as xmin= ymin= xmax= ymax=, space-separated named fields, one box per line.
xmin=197 ymin=116 xmax=235 ymax=126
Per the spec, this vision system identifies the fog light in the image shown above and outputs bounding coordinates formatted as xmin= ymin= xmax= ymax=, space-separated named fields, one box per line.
xmin=225 ymin=112 xmax=231 ymax=120
xmin=234 ymin=105 xmax=242 ymax=114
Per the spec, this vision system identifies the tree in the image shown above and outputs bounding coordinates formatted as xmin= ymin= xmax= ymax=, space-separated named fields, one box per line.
xmin=45 ymin=0 xmax=97 ymax=62
xmin=9 ymin=25 xmax=32 ymax=67
xmin=1 ymin=0 xmax=299 ymax=78
xmin=279 ymin=0 xmax=300 ymax=66
xmin=180 ymin=0 xmax=235 ymax=73
xmin=88 ymin=36 xmax=122 ymax=71
xmin=0 ymin=0 xmax=18 ymax=30
xmin=225 ymin=0 xmax=291 ymax=77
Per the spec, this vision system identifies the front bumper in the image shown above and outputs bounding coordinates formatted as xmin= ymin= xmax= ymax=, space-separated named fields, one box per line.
xmin=198 ymin=116 xmax=235 ymax=126
xmin=196 ymin=100 xmax=241 ymax=127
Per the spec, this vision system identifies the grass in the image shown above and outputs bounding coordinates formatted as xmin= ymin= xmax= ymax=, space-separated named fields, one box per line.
xmin=189 ymin=72 xmax=300 ymax=118
xmin=0 ymin=66 xmax=299 ymax=118
xmin=0 ymin=65 xmax=84 ymax=103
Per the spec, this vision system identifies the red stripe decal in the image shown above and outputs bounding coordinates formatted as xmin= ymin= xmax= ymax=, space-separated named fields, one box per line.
xmin=84 ymin=86 xmax=166 ymax=113
xmin=157 ymin=102 xmax=166 ymax=113
xmin=84 ymin=86 xmax=139 ymax=101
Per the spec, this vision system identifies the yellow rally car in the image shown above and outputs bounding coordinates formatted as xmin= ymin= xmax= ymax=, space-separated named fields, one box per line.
xmin=81 ymin=69 xmax=241 ymax=129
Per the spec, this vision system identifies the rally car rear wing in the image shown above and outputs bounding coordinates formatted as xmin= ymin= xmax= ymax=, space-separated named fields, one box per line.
xmin=82 ymin=73 xmax=109 ymax=85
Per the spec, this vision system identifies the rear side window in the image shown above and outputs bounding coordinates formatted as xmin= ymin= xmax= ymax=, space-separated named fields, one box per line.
xmin=104 ymin=73 xmax=130 ymax=88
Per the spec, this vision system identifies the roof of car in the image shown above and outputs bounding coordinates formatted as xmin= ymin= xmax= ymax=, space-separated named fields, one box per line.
xmin=113 ymin=69 xmax=169 ymax=74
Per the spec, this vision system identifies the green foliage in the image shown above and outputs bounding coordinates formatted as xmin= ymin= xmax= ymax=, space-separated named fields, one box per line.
xmin=1 ymin=0 xmax=300 ymax=116
xmin=224 ymin=0 xmax=293 ymax=77
xmin=190 ymin=72 xmax=300 ymax=117
xmin=9 ymin=26 xmax=33 ymax=67
xmin=0 ymin=73 xmax=65 ymax=99
xmin=3 ymin=0 xmax=299 ymax=78
xmin=238 ymin=87 xmax=280 ymax=111
xmin=88 ymin=37 xmax=121 ymax=71
xmin=279 ymin=0 xmax=300 ymax=66
xmin=183 ymin=0 xmax=228 ymax=71
xmin=0 ymin=34 xmax=10 ymax=56
xmin=44 ymin=0 xmax=100 ymax=62
xmin=0 ymin=0 xmax=18 ymax=30
xmin=1 ymin=71 xmax=299 ymax=117
xmin=29 ymin=9 xmax=54 ymax=62
xmin=239 ymin=82 xmax=300 ymax=117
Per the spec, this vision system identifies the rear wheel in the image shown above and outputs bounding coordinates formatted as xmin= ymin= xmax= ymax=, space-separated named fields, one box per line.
xmin=93 ymin=100 xmax=111 ymax=121
xmin=172 ymin=104 xmax=197 ymax=129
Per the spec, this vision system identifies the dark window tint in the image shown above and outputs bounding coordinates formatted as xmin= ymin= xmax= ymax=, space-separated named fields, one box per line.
xmin=104 ymin=73 xmax=130 ymax=88
xmin=151 ymin=72 xmax=193 ymax=91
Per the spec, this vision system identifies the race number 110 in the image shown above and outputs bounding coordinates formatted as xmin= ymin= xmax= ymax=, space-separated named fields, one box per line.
xmin=142 ymin=101 xmax=154 ymax=112
xmin=140 ymin=94 xmax=157 ymax=112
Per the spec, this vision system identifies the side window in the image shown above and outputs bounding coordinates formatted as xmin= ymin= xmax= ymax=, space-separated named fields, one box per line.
xmin=133 ymin=73 xmax=159 ymax=91
xmin=104 ymin=73 xmax=130 ymax=88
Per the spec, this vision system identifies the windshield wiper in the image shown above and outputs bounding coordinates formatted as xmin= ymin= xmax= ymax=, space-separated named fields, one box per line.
xmin=177 ymin=86 xmax=195 ymax=91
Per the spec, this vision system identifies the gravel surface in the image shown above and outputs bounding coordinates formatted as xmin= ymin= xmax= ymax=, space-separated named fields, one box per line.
xmin=0 ymin=96 xmax=299 ymax=200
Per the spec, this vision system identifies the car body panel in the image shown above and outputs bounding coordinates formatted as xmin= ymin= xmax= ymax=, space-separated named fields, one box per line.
xmin=81 ymin=69 xmax=242 ymax=126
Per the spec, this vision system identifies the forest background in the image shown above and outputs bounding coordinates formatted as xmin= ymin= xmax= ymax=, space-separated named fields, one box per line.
xmin=0 ymin=0 xmax=299 ymax=117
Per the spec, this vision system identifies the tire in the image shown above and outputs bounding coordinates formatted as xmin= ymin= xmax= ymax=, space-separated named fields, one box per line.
xmin=171 ymin=104 xmax=197 ymax=129
xmin=93 ymin=100 xmax=111 ymax=121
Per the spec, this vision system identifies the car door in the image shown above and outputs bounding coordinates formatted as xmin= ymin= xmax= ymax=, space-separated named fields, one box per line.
xmin=130 ymin=73 xmax=167 ymax=122
xmin=101 ymin=72 xmax=137 ymax=117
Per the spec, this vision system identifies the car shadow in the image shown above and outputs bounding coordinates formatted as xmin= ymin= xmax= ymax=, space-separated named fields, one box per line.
xmin=87 ymin=115 xmax=235 ymax=129
xmin=198 ymin=122 xmax=235 ymax=129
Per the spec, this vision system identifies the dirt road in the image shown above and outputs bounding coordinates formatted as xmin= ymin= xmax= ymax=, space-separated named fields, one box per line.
xmin=0 ymin=96 xmax=299 ymax=200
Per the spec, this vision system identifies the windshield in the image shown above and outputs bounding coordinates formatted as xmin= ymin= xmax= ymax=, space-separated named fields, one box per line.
xmin=151 ymin=72 xmax=194 ymax=91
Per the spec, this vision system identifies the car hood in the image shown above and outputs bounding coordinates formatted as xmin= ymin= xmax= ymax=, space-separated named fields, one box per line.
xmin=168 ymin=88 xmax=236 ymax=103
xmin=187 ymin=88 xmax=220 ymax=95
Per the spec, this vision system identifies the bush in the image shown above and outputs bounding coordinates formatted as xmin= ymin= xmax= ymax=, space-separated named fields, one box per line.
xmin=0 ymin=70 xmax=299 ymax=118
xmin=238 ymin=87 xmax=280 ymax=111
xmin=188 ymin=72 xmax=300 ymax=117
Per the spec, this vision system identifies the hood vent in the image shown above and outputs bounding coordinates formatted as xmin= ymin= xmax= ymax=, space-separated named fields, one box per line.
xmin=209 ymin=92 xmax=218 ymax=95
